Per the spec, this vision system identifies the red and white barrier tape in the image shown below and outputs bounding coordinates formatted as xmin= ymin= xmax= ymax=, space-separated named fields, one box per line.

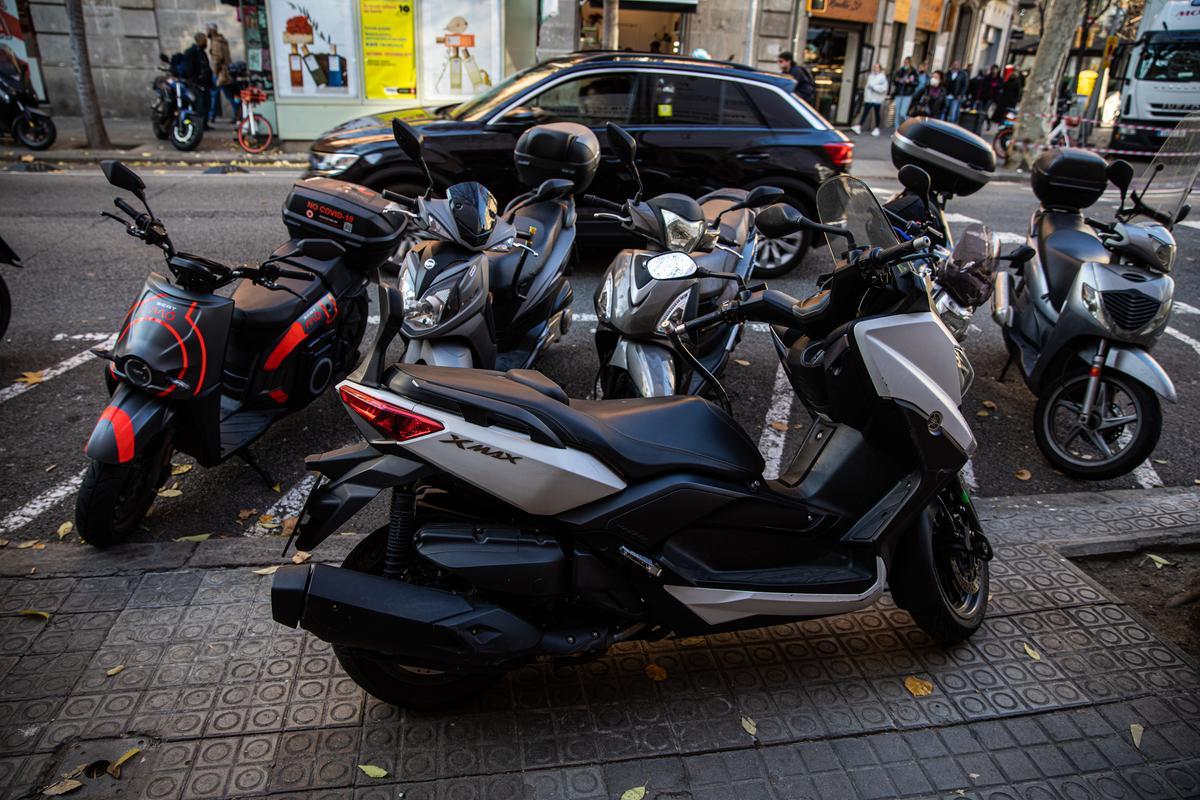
xmin=1001 ymin=110 xmax=1200 ymax=135
xmin=1005 ymin=140 xmax=1200 ymax=156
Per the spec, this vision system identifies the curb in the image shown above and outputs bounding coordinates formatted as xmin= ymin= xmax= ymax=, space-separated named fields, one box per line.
xmin=0 ymin=150 xmax=309 ymax=168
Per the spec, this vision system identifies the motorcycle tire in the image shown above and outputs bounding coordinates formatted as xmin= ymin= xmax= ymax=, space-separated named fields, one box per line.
xmin=1033 ymin=367 xmax=1161 ymax=481
xmin=12 ymin=114 xmax=56 ymax=151
xmin=75 ymin=431 xmax=175 ymax=547
xmin=170 ymin=117 xmax=203 ymax=151
xmin=889 ymin=495 xmax=989 ymax=644
xmin=332 ymin=527 xmax=501 ymax=709
xmin=0 ymin=274 xmax=10 ymax=341
xmin=152 ymin=115 xmax=171 ymax=140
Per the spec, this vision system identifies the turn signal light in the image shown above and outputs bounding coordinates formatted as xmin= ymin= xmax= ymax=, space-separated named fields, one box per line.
xmin=339 ymin=385 xmax=444 ymax=440
xmin=822 ymin=141 xmax=854 ymax=169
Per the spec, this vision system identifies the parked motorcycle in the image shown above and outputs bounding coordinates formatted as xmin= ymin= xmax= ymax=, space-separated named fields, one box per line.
xmin=270 ymin=175 xmax=989 ymax=709
xmin=590 ymin=123 xmax=784 ymax=399
xmin=151 ymin=55 xmax=204 ymax=151
xmin=387 ymin=119 xmax=585 ymax=369
xmin=76 ymin=160 xmax=391 ymax=545
xmin=0 ymin=65 xmax=56 ymax=151
xmin=0 ymin=234 xmax=20 ymax=339
xmin=991 ymin=130 xmax=1196 ymax=480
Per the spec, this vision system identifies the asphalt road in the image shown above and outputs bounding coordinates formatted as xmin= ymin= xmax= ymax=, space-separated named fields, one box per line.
xmin=1 ymin=168 xmax=1199 ymax=544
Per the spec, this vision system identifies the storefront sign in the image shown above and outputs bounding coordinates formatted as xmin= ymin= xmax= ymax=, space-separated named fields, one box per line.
xmin=270 ymin=0 xmax=359 ymax=97
xmin=809 ymin=0 xmax=877 ymax=25
xmin=894 ymin=0 xmax=944 ymax=32
xmin=361 ymin=0 xmax=416 ymax=99
xmin=418 ymin=0 xmax=500 ymax=102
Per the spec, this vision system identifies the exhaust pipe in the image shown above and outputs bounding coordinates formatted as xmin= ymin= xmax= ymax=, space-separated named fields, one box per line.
xmin=991 ymin=271 xmax=1014 ymax=327
xmin=272 ymin=564 xmax=613 ymax=669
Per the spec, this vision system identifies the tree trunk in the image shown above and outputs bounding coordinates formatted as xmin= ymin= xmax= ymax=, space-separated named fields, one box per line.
xmin=64 ymin=0 xmax=110 ymax=149
xmin=1009 ymin=0 xmax=1076 ymax=168
xmin=602 ymin=0 xmax=619 ymax=50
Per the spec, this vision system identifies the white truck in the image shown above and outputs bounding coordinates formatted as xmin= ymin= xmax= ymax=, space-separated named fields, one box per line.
xmin=1109 ymin=0 xmax=1200 ymax=151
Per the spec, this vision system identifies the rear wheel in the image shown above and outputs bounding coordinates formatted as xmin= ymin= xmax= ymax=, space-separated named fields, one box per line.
xmin=332 ymin=527 xmax=501 ymax=709
xmin=75 ymin=431 xmax=175 ymax=547
xmin=13 ymin=114 xmax=56 ymax=150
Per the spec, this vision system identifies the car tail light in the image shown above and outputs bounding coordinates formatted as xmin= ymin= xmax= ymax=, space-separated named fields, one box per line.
xmin=823 ymin=141 xmax=854 ymax=169
xmin=339 ymin=385 xmax=444 ymax=440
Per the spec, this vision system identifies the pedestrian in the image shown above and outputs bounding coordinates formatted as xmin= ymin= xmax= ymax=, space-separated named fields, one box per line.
xmin=851 ymin=63 xmax=889 ymax=136
xmin=915 ymin=62 xmax=929 ymax=94
xmin=778 ymin=50 xmax=816 ymax=105
xmin=911 ymin=69 xmax=948 ymax=119
xmin=206 ymin=23 xmax=237 ymax=124
xmin=994 ymin=65 xmax=1021 ymax=124
xmin=968 ymin=68 xmax=986 ymax=109
xmin=892 ymin=56 xmax=918 ymax=125
xmin=183 ymin=32 xmax=213 ymax=128
xmin=945 ymin=60 xmax=968 ymax=123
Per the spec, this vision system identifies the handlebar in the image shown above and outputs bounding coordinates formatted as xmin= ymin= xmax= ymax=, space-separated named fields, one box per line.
xmin=860 ymin=236 xmax=931 ymax=270
xmin=582 ymin=194 xmax=624 ymax=213
xmin=381 ymin=189 xmax=417 ymax=207
xmin=273 ymin=267 xmax=315 ymax=281
xmin=114 ymin=198 xmax=141 ymax=220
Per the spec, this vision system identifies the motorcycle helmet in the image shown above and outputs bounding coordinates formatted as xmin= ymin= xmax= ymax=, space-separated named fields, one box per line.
xmin=446 ymin=181 xmax=498 ymax=248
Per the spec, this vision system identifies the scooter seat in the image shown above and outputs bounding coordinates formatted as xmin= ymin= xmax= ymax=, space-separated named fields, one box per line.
xmin=388 ymin=364 xmax=764 ymax=481
xmin=231 ymin=245 xmax=346 ymax=330
xmin=1035 ymin=211 xmax=1109 ymax=310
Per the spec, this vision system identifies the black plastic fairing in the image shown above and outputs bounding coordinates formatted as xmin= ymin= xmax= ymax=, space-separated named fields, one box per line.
xmin=415 ymin=523 xmax=569 ymax=596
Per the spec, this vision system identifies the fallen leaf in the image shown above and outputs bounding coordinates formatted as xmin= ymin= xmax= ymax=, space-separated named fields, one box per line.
xmin=32 ymin=542 xmax=45 ymax=550
xmin=60 ymin=764 xmax=87 ymax=780
xmin=41 ymin=779 xmax=82 ymax=796
xmin=106 ymin=746 xmax=141 ymax=778
xmin=281 ymin=516 xmax=299 ymax=537
xmin=272 ymin=483 xmax=282 ymax=493
xmin=156 ymin=488 xmax=182 ymax=498
xmin=253 ymin=565 xmax=280 ymax=576
xmin=19 ymin=154 xmax=34 ymax=163
xmin=357 ymin=765 xmax=388 ymax=779
xmin=15 ymin=371 xmax=43 ymax=385
xmin=56 ymin=522 xmax=73 ymax=540
xmin=734 ymin=358 xmax=750 ymax=366
xmin=620 ymin=788 xmax=646 ymax=800
xmin=105 ymin=664 xmax=125 ymax=677
xmin=741 ymin=715 xmax=758 ymax=737
xmin=17 ymin=610 xmax=51 ymax=622
xmin=173 ymin=533 xmax=211 ymax=542
xmin=769 ymin=420 xmax=789 ymax=432
xmin=982 ymin=400 xmax=997 ymax=410
xmin=258 ymin=514 xmax=280 ymax=529
xmin=1014 ymin=469 xmax=1032 ymax=481
xmin=1153 ymin=458 xmax=1168 ymax=465
xmin=17 ymin=540 xmax=39 ymax=549
xmin=1130 ymin=723 xmax=1144 ymax=749
xmin=0 ymin=539 xmax=8 ymax=547
xmin=292 ymin=550 xmax=311 ymax=564
xmin=170 ymin=464 xmax=193 ymax=476
xmin=976 ymin=410 xmax=990 ymax=417
xmin=644 ymin=663 xmax=668 ymax=682
xmin=237 ymin=508 xmax=257 ymax=522
xmin=45 ymin=464 xmax=56 ymax=472
xmin=29 ymin=567 xmax=36 ymax=575
xmin=1023 ymin=643 xmax=1041 ymax=661
xmin=338 ymin=530 xmax=356 ymax=535
xmin=1145 ymin=553 xmax=1175 ymax=569
xmin=969 ymin=773 xmax=980 ymax=780
xmin=904 ymin=675 xmax=934 ymax=697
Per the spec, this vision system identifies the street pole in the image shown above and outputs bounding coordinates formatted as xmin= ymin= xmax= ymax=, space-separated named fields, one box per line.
xmin=903 ymin=0 xmax=921 ymax=61
xmin=63 ymin=0 xmax=110 ymax=149
xmin=602 ymin=0 xmax=619 ymax=49
xmin=1010 ymin=0 xmax=1077 ymax=168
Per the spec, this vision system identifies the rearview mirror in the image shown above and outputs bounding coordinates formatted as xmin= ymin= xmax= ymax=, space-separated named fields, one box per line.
xmin=646 ymin=251 xmax=698 ymax=280
xmin=742 ymin=185 xmax=785 ymax=210
xmin=605 ymin=122 xmax=637 ymax=165
xmin=295 ymin=238 xmax=347 ymax=261
xmin=1107 ymin=159 xmax=1134 ymax=208
xmin=1002 ymin=244 xmax=1036 ymax=267
xmin=898 ymin=164 xmax=932 ymax=202
xmin=532 ymin=178 xmax=575 ymax=203
xmin=391 ymin=118 xmax=424 ymax=163
xmin=101 ymin=160 xmax=147 ymax=201
xmin=754 ymin=203 xmax=806 ymax=239
xmin=1177 ymin=203 xmax=1190 ymax=225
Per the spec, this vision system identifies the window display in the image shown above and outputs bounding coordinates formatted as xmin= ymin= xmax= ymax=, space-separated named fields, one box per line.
xmin=270 ymin=0 xmax=359 ymax=97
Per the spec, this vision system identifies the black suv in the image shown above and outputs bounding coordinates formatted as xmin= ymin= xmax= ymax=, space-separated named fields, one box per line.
xmin=306 ymin=52 xmax=852 ymax=276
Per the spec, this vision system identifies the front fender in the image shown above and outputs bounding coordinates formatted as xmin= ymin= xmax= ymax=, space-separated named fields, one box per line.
xmin=609 ymin=338 xmax=678 ymax=397
xmin=1085 ymin=344 xmax=1178 ymax=403
xmin=84 ymin=384 xmax=177 ymax=464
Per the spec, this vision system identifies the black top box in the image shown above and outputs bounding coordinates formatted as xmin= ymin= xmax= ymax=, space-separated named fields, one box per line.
xmin=282 ymin=178 xmax=407 ymax=271
xmin=891 ymin=117 xmax=996 ymax=197
xmin=514 ymin=122 xmax=601 ymax=195
xmin=1031 ymin=148 xmax=1108 ymax=211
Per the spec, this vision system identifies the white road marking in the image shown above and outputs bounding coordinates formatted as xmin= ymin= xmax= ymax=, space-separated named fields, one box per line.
xmin=0 ymin=467 xmax=87 ymax=535
xmin=1166 ymin=325 xmax=1200 ymax=357
xmin=247 ymin=473 xmax=318 ymax=537
xmin=51 ymin=332 xmax=114 ymax=342
xmin=995 ymin=231 xmax=1026 ymax=245
xmin=0 ymin=334 xmax=116 ymax=406
xmin=960 ymin=460 xmax=978 ymax=492
xmin=1174 ymin=300 xmax=1200 ymax=316
xmin=1178 ymin=220 xmax=1200 ymax=231
xmin=1133 ymin=460 xmax=1165 ymax=489
xmin=756 ymin=364 xmax=796 ymax=480
xmin=944 ymin=212 xmax=983 ymax=225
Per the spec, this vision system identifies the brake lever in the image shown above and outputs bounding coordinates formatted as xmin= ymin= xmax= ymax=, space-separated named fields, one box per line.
xmin=100 ymin=211 xmax=132 ymax=229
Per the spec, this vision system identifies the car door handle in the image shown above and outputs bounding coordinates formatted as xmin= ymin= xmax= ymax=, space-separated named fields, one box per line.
xmin=736 ymin=153 xmax=768 ymax=163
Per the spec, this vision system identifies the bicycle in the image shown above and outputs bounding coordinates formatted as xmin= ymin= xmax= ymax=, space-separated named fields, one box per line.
xmin=993 ymin=102 xmax=1075 ymax=159
xmin=236 ymin=86 xmax=273 ymax=154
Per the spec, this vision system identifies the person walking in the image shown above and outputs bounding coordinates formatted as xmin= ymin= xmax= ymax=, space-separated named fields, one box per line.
xmin=995 ymin=66 xmax=1022 ymax=123
xmin=911 ymin=69 xmax=948 ymax=119
xmin=183 ymin=32 xmax=213 ymax=128
xmin=892 ymin=56 xmax=918 ymax=126
xmin=851 ymin=64 xmax=889 ymax=135
xmin=206 ymin=23 xmax=237 ymax=124
xmin=778 ymin=50 xmax=816 ymax=105
xmin=945 ymin=61 xmax=968 ymax=123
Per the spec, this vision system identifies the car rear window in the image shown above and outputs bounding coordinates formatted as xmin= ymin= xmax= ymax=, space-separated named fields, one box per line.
xmin=743 ymin=83 xmax=812 ymax=129
xmin=646 ymin=75 xmax=765 ymax=126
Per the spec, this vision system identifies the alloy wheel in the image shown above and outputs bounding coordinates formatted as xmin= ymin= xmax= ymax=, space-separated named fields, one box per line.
xmin=1042 ymin=374 xmax=1144 ymax=469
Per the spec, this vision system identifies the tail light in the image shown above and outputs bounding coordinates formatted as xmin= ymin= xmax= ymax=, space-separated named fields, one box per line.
xmin=339 ymin=385 xmax=443 ymax=440
xmin=822 ymin=141 xmax=854 ymax=170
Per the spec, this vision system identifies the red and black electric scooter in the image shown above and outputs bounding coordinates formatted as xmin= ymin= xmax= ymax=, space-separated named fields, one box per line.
xmin=76 ymin=160 xmax=399 ymax=546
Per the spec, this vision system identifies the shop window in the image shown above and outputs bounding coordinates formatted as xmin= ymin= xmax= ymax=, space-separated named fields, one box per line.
xmin=743 ymin=84 xmax=811 ymax=129
xmin=527 ymin=73 xmax=644 ymax=126
xmin=647 ymin=75 xmax=765 ymax=126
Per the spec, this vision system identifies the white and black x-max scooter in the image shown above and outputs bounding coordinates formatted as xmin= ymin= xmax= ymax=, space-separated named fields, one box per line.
xmin=271 ymin=176 xmax=989 ymax=709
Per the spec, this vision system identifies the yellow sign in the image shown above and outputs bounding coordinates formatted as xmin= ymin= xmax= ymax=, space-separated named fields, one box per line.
xmin=360 ymin=0 xmax=416 ymax=100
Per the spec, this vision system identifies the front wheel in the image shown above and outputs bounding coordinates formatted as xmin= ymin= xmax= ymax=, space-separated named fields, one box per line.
xmin=170 ymin=115 xmax=203 ymax=151
xmin=236 ymin=113 xmax=273 ymax=153
xmin=75 ymin=432 xmax=175 ymax=547
xmin=1033 ymin=367 xmax=1161 ymax=480
xmin=331 ymin=527 xmax=501 ymax=709
xmin=13 ymin=114 xmax=56 ymax=150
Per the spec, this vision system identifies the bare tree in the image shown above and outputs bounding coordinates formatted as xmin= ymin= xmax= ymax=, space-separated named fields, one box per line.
xmin=1010 ymin=0 xmax=1078 ymax=168
xmin=602 ymin=0 xmax=619 ymax=49
xmin=64 ymin=0 xmax=110 ymax=148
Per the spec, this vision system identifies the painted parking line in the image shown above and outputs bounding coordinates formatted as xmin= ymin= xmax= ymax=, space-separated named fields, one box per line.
xmin=51 ymin=332 xmax=114 ymax=342
xmin=0 ymin=467 xmax=87 ymax=535
xmin=0 ymin=334 xmax=116 ymax=406
xmin=1174 ymin=301 xmax=1200 ymax=316
xmin=1133 ymin=460 xmax=1165 ymax=489
xmin=1166 ymin=326 xmax=1200 ymax=357
xmin=247 ymin=473 xmax=318 ymax=537
xmin=756 ymin=364 xmax=796 ymax=481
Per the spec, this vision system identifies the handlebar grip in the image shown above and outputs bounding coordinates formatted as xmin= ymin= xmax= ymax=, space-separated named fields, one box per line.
xmin=381 ymin=189 xmax=416 ymax=207
xmin=680 ymin=306 xmax=730 ymax=334
xmin=114 ymin=198 xmax=140 ymax=219
xmin=275 ymin=268 xmax=315 ymax=281
xmin=866 ymin=236 xmax=931 ymax=268
xmin=583 ymin=194 xmax=624 ymax=213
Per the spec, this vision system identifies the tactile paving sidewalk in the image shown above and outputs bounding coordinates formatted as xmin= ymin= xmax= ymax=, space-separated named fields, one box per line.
xmin=0 ymin=490 xmax=1197 ymax=800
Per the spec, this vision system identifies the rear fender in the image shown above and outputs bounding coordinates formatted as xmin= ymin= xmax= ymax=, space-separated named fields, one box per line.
xmin=292 ymin=442 xmax=436 ymax=552
xmin=84 ymin=384 xmax=177 ymax=464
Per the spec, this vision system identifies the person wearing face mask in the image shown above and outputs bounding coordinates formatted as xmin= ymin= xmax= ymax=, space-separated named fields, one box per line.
xmin=945 ymin=61 xmax=968 ymax=122
xmin=911 ymin=69 xmax=947 ymax=119
xmin=851 ymin=64 xmax=889 ymax=136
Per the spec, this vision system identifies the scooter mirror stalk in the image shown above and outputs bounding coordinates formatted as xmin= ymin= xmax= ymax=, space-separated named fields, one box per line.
xmin=392 ymin=119 xmax=435 ymax=197
xmin=646 ymin=251 xmax=698 ymax=280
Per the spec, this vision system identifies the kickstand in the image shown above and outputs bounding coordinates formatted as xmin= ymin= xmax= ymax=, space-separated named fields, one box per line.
xmin=238 ymin=450 xmax=277 ymax=489
xmin=996 ymin=354 xmax=1015 ymax=383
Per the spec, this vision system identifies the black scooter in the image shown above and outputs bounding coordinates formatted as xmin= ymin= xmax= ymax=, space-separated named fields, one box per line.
xmin=0 ymin=234 xmax=20 ymax=339
xmin=76 ymin=160 xmax=377 ymax=546
xmin=151 ymin=55 xmax=204 ymax=151
xmin=0 ymin=66 xmax=55 ymax=151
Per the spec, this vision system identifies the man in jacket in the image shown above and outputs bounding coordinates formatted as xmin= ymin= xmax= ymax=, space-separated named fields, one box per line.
xmin=892 ymin=57 xmax=918 ymax=126
xmin=945 ymin=61 xmax=968 ymax=123
xmin=777 ymin=50 xmax=816 ymax=105
xmin=183 ymin=32 xmax=213 ymax=127
xmin=206 ymin=23 xmax=237 ymax=124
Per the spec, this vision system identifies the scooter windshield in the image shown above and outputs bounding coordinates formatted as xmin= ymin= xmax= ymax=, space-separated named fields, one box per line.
xmin=816 ymin=176 xmax=898 ymax=268
xmin=1134 ymin=110 xmax=1200 ymax=225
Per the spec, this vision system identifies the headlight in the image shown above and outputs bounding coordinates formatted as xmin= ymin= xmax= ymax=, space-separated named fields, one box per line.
xmin=953 ymin=344 xmax=975 ymax=398
xmin=597 ymin=272 xmax=614 ymax=321
xmin=309 ymin=151 xmax=361 ymax=175
xmin=660 ymin=208 xmax=705 ymax=252
xmin=934 ymin=291 xmax=973 ymax=341
xmin=656 ymin=288 xmax=692 ymax=334
xmin=399 ymin=263 xmax=418 ymax=307
xmin=122 ymin=356 xmax=155 ymax=389
xmin=1154 ymin=242 xmax=1176 ymax=271
xmin=404 ymin=263 xmax=484 ymax=332
xmin=1080 ymin=282 xmax=1110 ymax=327
xmin=1146 ymin=296 xmax=1173 ymax=332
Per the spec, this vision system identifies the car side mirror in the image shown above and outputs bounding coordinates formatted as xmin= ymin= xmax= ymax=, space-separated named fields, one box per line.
xmin=499 ymin=106 xmax=546 ymax=125
xmin=1107 ymin=159 xmax=1134 ymax=208
xmin=295 ymin=238 xmax=346 ymax=261
xmin=605 ymin=121 xmax=637 ymax=165
xmin=531 ymin=178 xmax=575 ymax=203
xmin=101 ymin=159 xmax=147 ymax=202
xmin=646 ymin=251 xmax=698 ymax=280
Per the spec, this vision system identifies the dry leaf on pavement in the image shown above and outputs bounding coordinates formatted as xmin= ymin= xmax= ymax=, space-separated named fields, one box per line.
xmin=357 ymin=765 xmax=388 ymax=779
xmin=17 ymin=540 xmax=38 ymax=549
xmin=45 ymin=464 xmax=56 ymax=472
xmin=734 ymin=359 xmax=750 ymax=366
xmin=1145 ymin=553 xmax=1175 ymax=569
xmin=18 ymin=610 xmax=51 ymax=621
xmin=173 ymin=533 xmax=210 ymax=542
xmin=769 ymin=420 xmax=789 ymax=432
xmin=253 ymin=565 xmax=280 ymax=576
xmin=1014 ymin=469 xmax=1032 ymax=481
xmin=741 ymin=715 xmax=758 ymax=737
xmin=272 ymin=483 xmax=282 ymax=493
xmin=904 ymin=675 xmax=934 ymax=697
xmin=281 ymin=517 xmax=299 ymax=537
xmin=258 ymin=514 xmax=279 ymax=528
xmin=105 ymin=664 xmax=125 ymax=677
xmin=976 ymin=410 xmax=990 ymax=417
xmin=157 ymin=488 xmax=182 ymax=498
xmin=1130 ymin=723 xmax=1144 ymax=749
xmin=56 ymin=522 xmax=73 ymax=540
xmin=0 ymin=539 xmax=8 ymax=547
xmin=106 ymin=746 xmax=141 ymax=778
xmin=982 ymin=400 xmax=997 ymax=410
xmin=1023 ymin=643 xmax=1041 ymax=661
xmin=644 ymin=663 xmax=668 ymax=681
xmin=237 ymin=508 xmax=257 ymax=522
xmin=16 ymin=371 xmax=44 ymax=385
xmin=41 ymin=778 xmax=82 ymax=796
xmin=171 ymin=464 xmax=193 ymax=476
xmin=620 ymin=788 xmax=646 ymax=800
xmin=292 ymin=550 xmax=312 ymax=564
